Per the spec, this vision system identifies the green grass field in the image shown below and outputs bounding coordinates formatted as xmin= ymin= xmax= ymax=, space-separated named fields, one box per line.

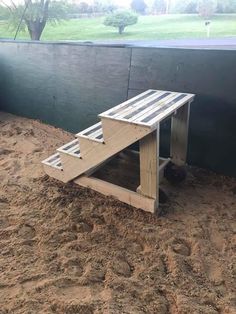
xmin=0 ymin=14 xmax=236 ymax=41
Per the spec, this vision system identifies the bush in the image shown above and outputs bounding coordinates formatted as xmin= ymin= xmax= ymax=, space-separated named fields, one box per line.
xmin=104 ymin=10 xmax=138 ymax=34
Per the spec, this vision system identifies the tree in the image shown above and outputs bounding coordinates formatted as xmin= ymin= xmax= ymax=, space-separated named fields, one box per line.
xmin=2 ymin=0 xmax=67 ymax=40
xmin=173 ymin=0 xmax=198 ymax=14
xmin=104 ymin=10 xmax=138 ymax=34
xmin=217 ymin=0 xmax=236 ymax=13
xmin=78 ymin=2 xmax=91 ymax=14
xmin=131 ymin=0 xmax=147 ymax=14
xmin=184 ymin=1 xmax=198 ymax=13
xmin=152 ymin=0 xmax=167 ymax=14
xmin=198 ymin=0 xmax=217 ymax=18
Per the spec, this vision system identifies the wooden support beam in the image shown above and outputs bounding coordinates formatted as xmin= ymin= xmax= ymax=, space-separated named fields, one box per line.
xmin=170 ymin=101 xmax=190 ymax=166
xmin=74 ymin=175 xmax=156 ymax=214
xmin=139 ymin=126 xmax=160 ymax=213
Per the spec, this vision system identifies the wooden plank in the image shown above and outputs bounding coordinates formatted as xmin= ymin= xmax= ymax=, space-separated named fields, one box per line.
xmin=101 ymin=116 xmax=151 ymax=143
xmin=68 ymin=148 xmax=81 ymax=157
xmin=99 ymin=89 xmax=155 ymax=117
xmin=58 ymin=139 xmax=79 ymax=152
xmin=115 ymin=90 xmax=171 ymax=120
xmin=100 ymin=92 xmax=194 ymax=130
xmin=139 ymin=94 xmax=188 ymax=125
xmin=76 ymin=122 xmax=102 ymax=137
xmin=74 ymin=175 xmax=156 ymax=213
xmin=42 ymin=163 xmax=67 ymax=182
xmin=57 ymin=140 xmax=81 ymax=158
xmin=147 ymin=94 xmax=194 ymax=129
xmin=131 ymin=92 xmax=179 ymax=123
xmin=42 ymin=153 xmax=62 ymax=169
xmin=76 ymin=122 xmax=104 ymax=144
xmin=77 ymin=136 xmax=103 ymax=158
xmin=136 ymin=157 xmax=170 ymax=193
xmin=42 ymin=152 xmax=60 ymax=164
xmin=51 ymin=159 xmax=62 ymax=168
xmin=67 ymin=144 xmax=80 ymax=154
xmin=170 ymin=101 xmax=191 ymax=166
xmin=113 ymin=90 xmax=163 ymax=119
xmin=139 ymin=126 xmax=160 ymax=213
xmin=89 ymin=128 xmax=103 ymax=140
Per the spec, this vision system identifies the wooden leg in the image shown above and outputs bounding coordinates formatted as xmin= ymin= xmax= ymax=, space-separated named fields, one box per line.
xmin=170 ymin=102 xmax=190 ymax=166
xmin=139 ymin=125 xmax=160 ymax=213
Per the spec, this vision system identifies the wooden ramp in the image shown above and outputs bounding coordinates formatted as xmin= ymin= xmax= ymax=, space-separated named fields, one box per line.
xmin=42 ymin=89 xmax=195 ymax=214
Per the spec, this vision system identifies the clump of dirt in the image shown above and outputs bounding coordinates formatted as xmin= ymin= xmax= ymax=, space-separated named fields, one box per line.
xmin=0 ymin=111 xmax=235 ymax=314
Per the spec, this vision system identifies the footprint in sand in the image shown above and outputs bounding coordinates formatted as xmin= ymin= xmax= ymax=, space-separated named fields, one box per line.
xmin=80 ymin=262 xmax=106 ymax=284
xmin=207 ymin=261 xmax=224 ymax=286
xmin=62 ymin=258 xmax=83 ymax=277
xmin=18 ymin=224 xmax=36 ymax=239
xmin=171 ymin=238 xmax=191 ymax=256
xmin=0 ymin=217 xmax=10 ymax=229
xmin=111 ymin=258 xmax=132 ymax=278
xmin=209 ymin=220 xmax=226 ymax=252
xmin=77 ymin=221 xmax=93 ymax=233
xmin=0 ymin=198 xmax=9 ymax=213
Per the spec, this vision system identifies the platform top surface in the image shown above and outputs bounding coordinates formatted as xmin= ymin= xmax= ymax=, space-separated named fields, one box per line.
xmin=99 ymin=89 xmax=195 ymax=128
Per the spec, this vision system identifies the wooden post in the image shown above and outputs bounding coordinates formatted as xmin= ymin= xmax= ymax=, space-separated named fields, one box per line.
xmin=139 ymin=125 xmax=160 ymax=213
xmin=170 ymin=101 xmax=190 ymax=166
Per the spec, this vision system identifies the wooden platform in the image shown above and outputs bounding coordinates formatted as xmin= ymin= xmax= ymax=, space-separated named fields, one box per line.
xmin=99 ymin=89 xmax=194 ymax=129
xmin=42 ymin=89 xmax=195 ymax=214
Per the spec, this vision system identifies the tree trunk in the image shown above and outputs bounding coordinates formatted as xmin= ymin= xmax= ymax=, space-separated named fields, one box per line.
xmin=26 ymin=20 xmax=46 ymax=40
xmin=29 ymin=28 xmax=42 ymax=40
xmin=118 ymin=25 xmax=125 ymax=34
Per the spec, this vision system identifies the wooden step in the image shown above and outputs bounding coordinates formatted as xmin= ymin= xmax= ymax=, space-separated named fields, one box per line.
xmin=76 ymin=122 xmax=104 ymax=156
xmin=57 ymin=139 xmax=82 ymax=174
xmin=42 ymin=153 xmax=66 ymax=182
xmin=42 ymin=153 xmax=63 ymax=170
xmin=76 ymin=122 xmax=104 ymax=143
xmin=99 ymin=89 xmax=194 ymax=131
xmin=57 ymin=139 xmax=81 ymax=157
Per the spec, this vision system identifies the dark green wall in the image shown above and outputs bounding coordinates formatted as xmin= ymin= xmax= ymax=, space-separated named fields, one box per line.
xmin=0 ymin=41 xmax=131 ymax=131
xmin=128 ymin=48 xmax=236 ymax=176
xmin=0 ymin=40 xmax=236 ymax=176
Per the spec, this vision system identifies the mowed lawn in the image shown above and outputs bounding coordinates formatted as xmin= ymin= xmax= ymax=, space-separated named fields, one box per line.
xmin=0 ymin=14 xmax=236 ymax=41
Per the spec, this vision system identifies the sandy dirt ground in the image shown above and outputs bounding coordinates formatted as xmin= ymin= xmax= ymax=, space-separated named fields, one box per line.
xmin=0 ymin=111 xmax=236 ymax=314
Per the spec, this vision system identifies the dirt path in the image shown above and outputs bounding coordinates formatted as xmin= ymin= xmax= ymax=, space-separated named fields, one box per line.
xmin=0 ymin=111 xmax=235 ymax=314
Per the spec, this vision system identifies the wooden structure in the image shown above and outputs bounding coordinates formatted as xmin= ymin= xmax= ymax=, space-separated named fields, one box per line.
xmin=42 ymin=89 xmax=195 ymax=214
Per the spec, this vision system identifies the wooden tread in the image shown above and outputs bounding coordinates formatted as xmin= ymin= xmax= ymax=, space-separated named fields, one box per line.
xmin=76 ymin=122 xmax=104 ymax=143
xmin=42 ymin=153 xmax=63 ymax=170
xmin=57 ymin=139 xmax=81 ymax=157
xmin=99 ymin=89 xmax=194 ymax=129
